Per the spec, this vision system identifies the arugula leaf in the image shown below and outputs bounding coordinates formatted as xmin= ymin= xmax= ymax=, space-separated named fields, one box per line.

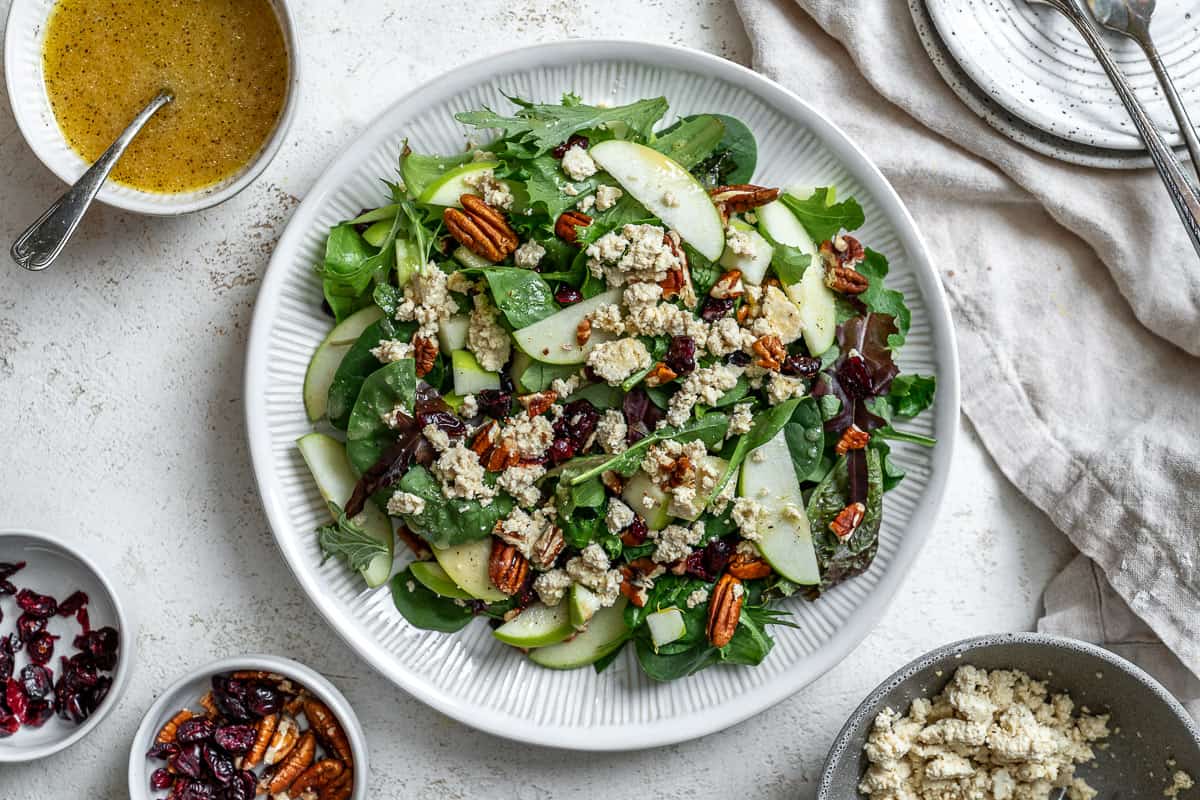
xmin=479 ymin=268 xmax=559 ymax=329
xmin=456 ymin=96 xmax=669 ymax=156
xmin=346 ymin=359 xmax=418 ymax=475
xmin=651 ymin=115 xmax=725 ymax=170
xmin=390 ymin=568 xmax=474 ymax=632
xmin=319 ymin=224 xmax=376 ymax=322
xmin=779 ymin=188 xmax=865 ymax=244
xmin=521 ymin=154 xmax=607 ymax=220
xmin=567 ymin=413 xmax=729 ymax=486
xmin=869 ymin=437 xmax=907 ymax=492
xmin=872 ymin=374 xmax=937 ymax=421
xmin=396 ymin=466 xmax=514 ymax=549
xmin=874 ymin=427 xmax=937 ymax=447
xmin=857 ymin=249 xmax=910 ymax=349
xmin=397 ymin=197 xmax=440 ymax=269
xmin=317 ymin=502 xmax=392 ymax=573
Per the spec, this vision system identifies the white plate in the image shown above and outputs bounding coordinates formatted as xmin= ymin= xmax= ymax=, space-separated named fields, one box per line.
xmin=0 ymin=528 xmax=133 ymax=762
xmin=244 ymin=40 xmax=960 ymax=750
xmin=926 ymin=0 xmax=1200 ymax=152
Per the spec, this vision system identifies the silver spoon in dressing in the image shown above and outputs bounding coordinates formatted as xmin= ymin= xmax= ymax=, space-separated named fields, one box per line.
xmin=11 ymin=88 xmax=173 ymax=271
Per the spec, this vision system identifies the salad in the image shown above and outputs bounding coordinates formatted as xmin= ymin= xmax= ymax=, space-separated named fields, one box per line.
xmin=297 ymin=93 xmax=936 ymax=680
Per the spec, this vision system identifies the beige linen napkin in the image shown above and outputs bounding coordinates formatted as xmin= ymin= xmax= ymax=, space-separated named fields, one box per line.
xmin=730 ymin=0 xmax=1200 ymax=704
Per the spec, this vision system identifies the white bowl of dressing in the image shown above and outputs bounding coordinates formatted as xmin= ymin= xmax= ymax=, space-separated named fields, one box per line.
xmin=3 ymin=0 xmax=301 ymax=216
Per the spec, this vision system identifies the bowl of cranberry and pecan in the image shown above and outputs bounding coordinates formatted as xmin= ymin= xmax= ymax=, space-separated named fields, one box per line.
xmin=0 ymin=528 xmax=131 ymax=762
xmin=129 ymin=655 xmax=365 ymax=800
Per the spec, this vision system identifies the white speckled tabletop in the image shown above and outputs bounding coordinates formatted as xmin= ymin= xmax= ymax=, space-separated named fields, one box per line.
xmin=0 ymin=0 xmax=1075 ymax=796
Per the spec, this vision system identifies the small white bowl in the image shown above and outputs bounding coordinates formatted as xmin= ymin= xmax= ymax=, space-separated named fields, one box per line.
xmin=2 ymin=0 xmax=301 ymax=216
xmin=128 ymin=654 xmax=368 ymax=799
xmin=0 ymin=528 xmax=134 ymax=762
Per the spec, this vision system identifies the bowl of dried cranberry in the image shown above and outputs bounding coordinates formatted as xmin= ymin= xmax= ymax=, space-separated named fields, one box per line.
xmin=0 ymin=527 xmax=132 ymax=762
xmin=128 ymin=654 xmax=367 ymax=800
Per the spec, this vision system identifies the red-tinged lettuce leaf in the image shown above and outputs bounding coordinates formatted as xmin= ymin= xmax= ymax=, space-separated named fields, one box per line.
xmin=837 ymin=313 xmax=900 ymax=398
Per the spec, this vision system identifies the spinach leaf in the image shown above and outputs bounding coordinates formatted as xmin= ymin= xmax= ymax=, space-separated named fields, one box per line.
xmin=390 ymin=568 xmax=474 ymax=632
xmin=869 ymin=437 xmax=907 ymax=492
xmin=560 ymin=510 xmax=605 ymax=550
xmin=346 ymin=359 xmax=417 ymax=475
xmin=566 ymin=413 xmax=729 ymax=486
xmin=709 ymin=375 xmax=750 ymax=408
xmin=400 ymin=150 xmax=473 ymax=200
xmin=779 ymin=188 xmax=865 ymax=244
xmin=555 ymin=457 xmax=609 ymax=519
xmin=320 ymin=224 xmax=376 ymax=322
xmin=327 ymin=319 xmax=416 ymax=431
xmin=456 ymin=95 xmax=669 ymax=156
xmin=720 ymin=608 xmax=775 ymax=666
xmin=570 ymin=382 xmax=623 ymax=409
xmin=782 ymin=396 xmax=825 ymax=485
xmin=807 ymin=449 xmax=884 ymax=592
xmin=684 ymin=243 xmax=721 ymax=299
xmin=480 ymin=268 xmax=559 ymax=328
xmin=857 ymin=249 xmax=910 ymax=349
xmin=317 ymin=502 xmax=393 ymax=573
xmin=651 ymin=115 xmax=725 ymax=169
xmin=704 ymin=114 xmax=758 ymax=185
xmin=513 ymin=359 xmax=578 ymax=393
xmin=396 ymin=466 xmax=513 ymax=548
xmin=635 ymin=638 xmax=719 ymax=681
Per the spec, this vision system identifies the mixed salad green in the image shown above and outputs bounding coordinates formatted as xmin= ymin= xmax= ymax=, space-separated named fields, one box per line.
xmin=297 ymin=93 xmax=936 ymax=680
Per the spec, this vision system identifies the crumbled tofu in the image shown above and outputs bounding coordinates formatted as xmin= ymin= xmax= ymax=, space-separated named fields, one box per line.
xmin=467 ymin=294 xmax=511 ymax=372
xmin=550 ymin=373 xmax=584 ymax=399
xmin=706 ymin=316 xmax=754 ymax=357
xmin=1165 ymin=770 xmax=1195 ymax=798
xmin=533 ymin=568 xmax=571 ymax=606
xmin=765 ymin=373 xmax=807 ymax=405
xmin=499 ymin=414 xmax=555 ymax=460
xmin=494 ymin=505 xmax=555 ymax=556
xmin=422 ymin=423 xmax=452 ymax=453
xmin=561 ymin=144 xmax=598 ymax=181
xmin=588 ymin=303 xmax=626 ymax=335
xmin=463 ymin=167 xmax=513 ymax=210
xmin=394 ymin=265 xmax=460 ymax=338
xmin=370 ymin=339 xmax=413 ymax=364
xmin=576 ymin=194 xmax=596 ymax=213
xmin=859 ymin=665 xmax=1112 ymax=800
xmin=651 ymin=520 xmax=704 ymax=564
xmin=562 ymin=182 xmax=580 ymax=197
xmin=565 ymin=543 xmax=622 ymax=607
xmin=446 ymin=270 xmax=478 ymax=295
xmin=685 ymin=588 xmax=709 ymax=609
xmin=605 ymin=498 xmax=635 ymax=533
xmin=639 ymin=438 xmax=719 ymax=520
xmin=497 ymin=464 xmax=547 ymax=508
xmin=621 ymin=281 xmax=709 ymax=339
xmin=431 ymin=442 xmax=495 ymax=504
xmin=732 ymin=497 xmax=768 ymax=541
xmin=725 ymin=224 xmax=755 ymax=256
xmin=471 ymin=149 xmax=496 ymax=162
xmin=585 ymin=224 xmax=681 ymax=287
xmin=380 ymin=404 xmax=410 ymax=430
xmin=729 ymin=402 xmax=754 ymax=436
xmin=386 ymin=491 xmax=425 ymax=516
xmin=752 ymin=285 xmax=805 ymax=344
xmin=666 ymin=363 xmax=742 ymax=426
xmin=458 ymin=394 xmax=479 ymax=418
xmin=594 ymin=184 xmax=623 ymax=211
xmin=513 ymin=239 xmax=546 ymax=268
xmin=586 ymin=337 xmax=651 ymax=385
xmin=596 ymin=409 xmax=628 ymax=454
xmin=662 ymin=190 xmax=679 ymax=208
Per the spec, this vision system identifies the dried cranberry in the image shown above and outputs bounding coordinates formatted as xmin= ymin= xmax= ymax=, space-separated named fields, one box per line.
xmin=683 ymin=551 xmax=712 ymax=581
xmin=20 ymin=664 xmax=52 ymax=701
xmin=622 ymin=516 xmax=648 ymax=546
xmin=56 ymin=590 xmax=89 ymax=617
xmin=22 ymin=700 xmax=52 ymax=727
xmin=5 ymin=678 xmax=29 ymax=721
xmin=0 ymin=579 xmax=15 ymax=596
xmin=26 ymin=631 xmax=56 ymax=665
xmin=782 ymin=353 xmax=821 ymax=379
xmin=0 ymin=561 xmax=25 ymax=580
xmin=148 ymin=741 xmax=181 ymax=760
xmin=203 ymin=742 xmax=236 ymax=784
xmin=212 ymin=724 xmax=256 ymax=754
xmin=16 ymin=613 xmax=47 ymax=643
xmin=699 ymin=297 xmax=734 ymax=322
xmin=417 ymin=408 xmax=466 ymax=440
xmin=0 ymin=707 xmax=18 ymax=737
xmin=551 ymin=134 xmax=590 ymax=159
xmin=475 ymin=389 xmax=512 ymax=420
xmin=211 ymin=677 xmax=252 ymax=722
xmin=0 ymin=638 xmax=13 ymax=683
xmin=664 ymin=336 xmax=697 ymax=375
xmin=837 ymin=352 xmax=872 ymax=399
xmin=561 ymin=399 xmax=600 ymax=449
xmin=703 ymin=537 xmax=734 ymax=577
xmin=176 ymin=717 xmax=216 ymax=744
xmin=15 ymin=589 xmax=57 ymax=618
xmin=725 ymin=350 xmax=751 ymax=367
xmin=224 ymin=771 xmax=256 ymax=800
xmin=170 ymin=745 xmax=204 ymax=779
xmin=150 ymin=768 xmax=176 ymax=790
xmin=178 ymin=780 xmax=215 ymax=800
xmin=553 ymin=285 xmax=583 ymax=305
xmin=546 ymin=437 xmax=575 ymax=465
xmin=246 ymin=682 xmax=282 ymax=717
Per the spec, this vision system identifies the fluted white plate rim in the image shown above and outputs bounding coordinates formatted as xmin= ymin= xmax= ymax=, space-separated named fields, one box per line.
xmin=244 ymin=39 xmax=960 ymax=751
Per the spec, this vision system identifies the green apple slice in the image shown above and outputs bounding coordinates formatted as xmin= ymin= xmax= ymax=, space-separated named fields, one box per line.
xmin=569 ymin=584 xmax=602 ymax=628
xmin=784 ymin=254 xmax=837 ymax=358
xmin=451 ymin=350 xmax=501 ymax=395
xmin=646 ymin=607 xmax=686 ymax=649
xmin=362 ymin=218 xmax=393 ymax=248
xmin=452 ymin=245 xmax=492 ymax=271
xmin=589 ymin=140 xmax=725 ymax=261
xmin=621 ymin=472 xmax=671 ymax=531
xmin=528 ymin=598 xmax=629 ymax=669
xmin=737 ymin=430 xmax=819 ymax=585
xmin=494 ymin=602 xmax=575 ymax=647
xmin=511 ymin=289 xmax=621 ymax=365
xmin=432 ymin=539 xmax=507 ymax=602
xmin=410 ymin=560 xmax=472 ymax=599
xmin=303 ymin=305 xmax=385 ymax=422
xmin=720 ymin=220 xmax=774 ymax=285
xmin=757 ymin=197 xmax=817 ymax=256
xmin=418 ymin=161 xmax=501 ymax=207
xmin=297 ymin=433 xmax=394 ymax=587
xmin=438 ymin=314 xmax=470 ymax=355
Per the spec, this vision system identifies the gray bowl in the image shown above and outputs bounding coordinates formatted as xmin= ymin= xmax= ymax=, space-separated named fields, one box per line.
xmin=819 ymin=633 xmax=1200 ymax=799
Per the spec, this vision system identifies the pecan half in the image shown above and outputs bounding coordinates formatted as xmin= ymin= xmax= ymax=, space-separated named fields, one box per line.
xmin=242 ymin=712 xmax=278 ymax=769
xmin=412 ymin=336 xmax=438 ymax=377
xmin=263 ymin=714 xmax=300 ymax=766
xmin=752 ymin=334 xmax=786 ymax=371
xmin=709 ymin=184 xmax=780 ymax=219
xmin=706 ymin=574 xmax=744 ymax=648
xmin=575 ymin=318 xmax=592 ymax=346
xmin=834 ymin=425 xmax=870 ymax=455
xmin=555 ymin=210 xmax=592 ymax=244
xmin=667 ymin=454 xmax=695 ymax=488
xmin=290 ymin=759 xmax=345 ymax=796
xmin=644 ymin=362 xmax=678 ymax=388
xmin=155 ymin=708 xmax=194 ymax=743
xmin=267 ymin=730 xmax=316 ymax=794
xmin=830 ymin=502 xmax=866 ymax=539
xmin=659 ymin=266 xmax=686 ymax=301
xmin=469 ymin=421 xmax=498 ymax=456
xmin=710 ymin=269 xmax=745 ymax=300
xmin=444 ymin=195 xmax=519 ymax=262
xmin=488 ymin=538 xmax=530 ymax=595
xmin=618 ymin=568 xmax=646 ymax=608
xmin=519 ymin=390 xmax=557 ymax=417
xmin=825 ymin=265 xmax=869 ymax=295
xmin=600 ymin=470 xmax=625 ymax=494
xmin=485 ymin=442 xmax=519 ymax=472
xmin=727 ymin=552 xmax=772 ymax=580
xmin=531 ymin=527 xmax=565 ymax=570
xmin=319 ymin=769 xmax=354 ymax=800
xmin=819 ymin=235 xmax=865 ymax=270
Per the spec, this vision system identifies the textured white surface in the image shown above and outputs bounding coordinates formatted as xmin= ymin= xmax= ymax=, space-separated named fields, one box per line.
xmin=0 ymin=0 xmax=1071 ymax=796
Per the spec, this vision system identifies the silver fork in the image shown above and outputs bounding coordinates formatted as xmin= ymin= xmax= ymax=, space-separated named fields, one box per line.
xmin=1087 ymin=0 xmax=1200 ymax=182
xmin=1027 ymin=0 xmax=1200 ymax=258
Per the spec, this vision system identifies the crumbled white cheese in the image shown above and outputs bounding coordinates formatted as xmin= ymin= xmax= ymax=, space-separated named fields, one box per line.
xmin=594 ymin=184 xmax=623 ymax=211
xmin=386 ymin=491 xmax=425 ymax=516
xmin=446 ymin=270 xmax=478 ymax=295
xmin=463 ymin=167 xmax=513 ymax=210
xmin=499 ymin=414 xmax=555 ymax=460
xmin=651 ymin=520 xmax=705 ymax=564
xmin=497 ymin=464 xmax=547 ymax=509
xmin=585 ymin=224 xmax=680 ymax=287
xmin=513 ymin=239 xmax=546 ymax=269
xmin=605 ymin=498 xmax=635 ymax=533
xmin=586 ymin=337 xmax=651 ymax=385
xmin=576 ymin=194 xmax=596 ymax=213
xmin=458 ymin=394 xmax=479 ymax=418
xmin=729 ymin=402 xmax=754 ymax=436
xmin=370 ymin=339 xmax=413 ymax=364
xmin=765 ymin=373 xmax=807 ymax=405
xmin=752 ymin=285 xmax=805 ymax=345
xmin=561 ymin=144 xmax=598 ymax=181
xmin=666 ymin=363 xmax=743 ymax=426
xmin=431 ymin=442 xmax=495 ymax=504
xmin=685 ymin=588 xmax=709 ymax=609
xmin=395 ymin=265 xmax=460 ymax=338
xmin=495 ymin=505 xmax=555 ymax=557
xmin=422 ymin=423 xmax=452 ymax=453
xmin=533 ymin=568 xmax=571 ymax=606
xmin=471 ymin=149 xmax=496 ymax=162
xmin=565 ymin=543 xmax=622 ymax=607
xmin=467 ymin=294 xmax=511 ymax=372
xmin=705 ymin=316 xmax=753 ymax=357
xmin=550 ymin=373 xmax=584 ymax=399
xmin=596 ymin=410 xmax=628 ymax=454
xmin=725 ymin=224 xmax=755 ymax=256
xmin=732 ymin=497 xmax=768 ymax=541
xmin=588 ymin=303 xmax=626 ymax=336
